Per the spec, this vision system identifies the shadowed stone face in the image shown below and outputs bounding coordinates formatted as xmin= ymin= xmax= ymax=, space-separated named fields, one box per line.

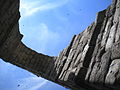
xmin=105 ymin=59 xmax=120 ymax=85
xmin=0 ymin=0 xmax=120 ymax=90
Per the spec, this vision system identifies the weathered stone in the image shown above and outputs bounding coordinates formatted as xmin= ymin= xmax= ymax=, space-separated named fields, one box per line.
xmin=105 ymin=23 xmax=117 ymax=50
xmin=113 ymin=0 xmax=120 ymax=23
xmin=95 ymin=10 xmax=106 ymax=24
xmin=105 ymin=59 xmax=120 ymax=85
xmin=1 ymin=0 xmax=120 ymax=90
xmin=101 ymin=17 xmax=113 ymax=47
xmin=115 ymin=17 xmax=120 ymax=42
xmin=111 ymin=41 xmax=120 ymax=60
xmin=91 ymin=50 xmax=111 ymax=84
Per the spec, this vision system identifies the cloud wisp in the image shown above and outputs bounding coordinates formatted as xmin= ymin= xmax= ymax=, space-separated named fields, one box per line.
xmin=21 ymin=23 xmax=60 ymax=55
xmin=17 ymin=76 xmax=48 ymax=90
xmin=20 ymin=0 xmax=69 ymax=17
xmin=29 ymin=80 xmax=47 ymax=90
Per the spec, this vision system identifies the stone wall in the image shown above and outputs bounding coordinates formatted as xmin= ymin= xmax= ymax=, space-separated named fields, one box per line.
xmin=0 ymin=0 xmax=120 ymax=90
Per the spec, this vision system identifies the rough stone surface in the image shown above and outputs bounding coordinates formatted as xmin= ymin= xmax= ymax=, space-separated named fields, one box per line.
xmin=0 ymin=0 xmax=120 ymax=90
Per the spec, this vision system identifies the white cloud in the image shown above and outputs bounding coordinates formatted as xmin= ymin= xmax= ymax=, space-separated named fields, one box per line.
xmin=29 ymin=80 xmax=47 ymax=90
xmin=20 ymin=0 xmax=69 ymax=17
xmin=21 ymin=23 xmax=61 ymax=55
xmin=0 ymin=60 xmax=48 ymax=90
xmin=17 ymin=76 xmax=48 ymax=90
xmin=32 ymin=23 xmax=60 ymax=53
xmin=37 ymin=23 xmax=60 ymax=42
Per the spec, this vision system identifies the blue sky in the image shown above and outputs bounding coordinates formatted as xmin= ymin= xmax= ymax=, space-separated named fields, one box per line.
xmin=0 ymin=0 xmax=111 ymax=90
